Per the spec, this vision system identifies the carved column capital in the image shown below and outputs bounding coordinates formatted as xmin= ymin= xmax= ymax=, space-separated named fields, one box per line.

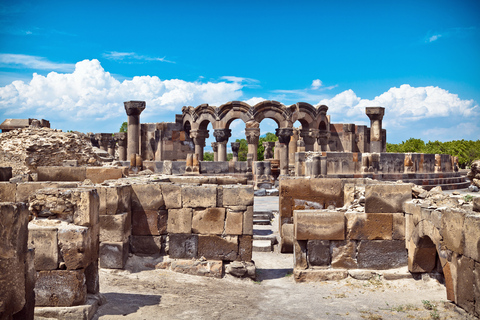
xmin=190 ymin=129 xmax=209 ymax=147
xmin=124 ymin=101 xmax=146 ymax=116
xmin=114 ymin=132 xmax=127 ymax=147
xmin=245 ymin=128 xmax=260 ymax=145
xmin=213 ymin=128 xmax=231 ymax=143
xmin=275 ymin=128 xmax=294 ymax=145
xmin=366 ymin=107 xmax=385 ymax=121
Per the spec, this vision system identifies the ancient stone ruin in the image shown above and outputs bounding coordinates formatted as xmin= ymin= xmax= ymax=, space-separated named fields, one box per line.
xmin=0 ymin=100 xmax=478 ymax=319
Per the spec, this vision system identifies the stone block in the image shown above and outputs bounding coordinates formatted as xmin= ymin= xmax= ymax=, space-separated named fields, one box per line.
xmin=365 ymin=184 xmax=411 ymax=213
xmin=407 ymin=238 xmax=436 ymax=273
xmin=171 ymin=161 xmax=186 ymax=174
xmin=293 ymin=269 xmax=348 ymax=282
xmin=85 ymin=167 xmax=123 ymax=184
xmin=344 ymin=183 xmax=355 ymax=207
xmin=28 ymin=225 xmax=58 ymax=270
xmin=37 ymin=166 xmax=86 ymax=182
xmin=72 ymin=188 xmax=100 ymax=228
xmin=104 ymin=185 xmax=131 ymax=215
xmin=85 ymin=261 xmax=99 ymax=294
xmin=222 ymin=185 xmax=254 ymax=206
xmin=99 ymin=241 xmax=128 ymax=269
xmin=100 ymin=212 xmax=131 ymax=242
xmin=167 ymin=208 xmax=192 ymax=234
xmin=441 ymin=208 xmax=465 ymax=254
xmin=294 ymin=210 xmax=345 ymax=240
xmin=58 ymin=225 xmax=93 ymax=270
xmin=168 ymin=233 xmax=197 ymax=259
xmin=392 ymin=212 xmax=405 ymax=240
xmin=474 ymin=261 xmax=480 ymax=317
xmin=15 ymin=182 xmax=55 ymax=202
xmin=346 ymin=212 xmax=393 ymax=240
xmin=0 ymin=182 xmax=16 ymax=202
xmin=161 ymin=183 xmax=182 ymax=209
xmin=170 ymin=259 xmax=223 ymax=278
xmin=357 ymin=240 xmax=407 ymax=269
xmin=474 ymin=197 xmax=480 ymax=212
xmin=455 ymin=255 xmax=474 ymax=314
xmin=131 ymin=184 xmax=164 ymax=211
xmin=294 ymin=240 xmax=307 ymax=269
xmin=280 ymin=223 xmax=294 ymax=253
xmin=132 ymin=209 xmax=167 ymax=236
xmin=35 ymin=270 xmax=87 ymax=307
xmin=243 ymin=206 xmax=253 ymax=236
xmin=192 ymin=207 xmax=225 ymax=235
xmin=331 ymin=240 xmax=357 ymax=269
xmin=198 ymin=235 xmax=238 ymax=261
xmin=182 ymin=185 xmax=217 ymax=208
xmin=405 ymin=213 xmax=414 ymax=246
xmin=464 ymin=214 xmax=480 ymax=261
xmin=307 ymin=240 xmax=330 ymax=266
xmin=237 ymin=235 xmax=252 ymax=261
xmin=0 ymin=166 xmax=12 ymax=181
xmin=225 ymin=209 xmax=243 ymax=235
xmin=130 ymin=236 xmax=162 ymax=255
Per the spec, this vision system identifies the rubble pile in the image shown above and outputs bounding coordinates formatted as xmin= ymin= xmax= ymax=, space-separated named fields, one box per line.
xmin=467 ymin=159 xmax=480 ymax=189
xmin=0 ymin=127 xmax=101 ymax=175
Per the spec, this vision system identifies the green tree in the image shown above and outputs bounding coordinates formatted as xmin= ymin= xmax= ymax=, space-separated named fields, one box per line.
xmin=257 ymin=132 xmax=278 ymax=161
xmin=235 ymin=138 xmax=248 ymax=161
xmin=203 ymin=152 xmax=214 ymax=161
xmin=119 ymin=121 xmax=128 ymax=132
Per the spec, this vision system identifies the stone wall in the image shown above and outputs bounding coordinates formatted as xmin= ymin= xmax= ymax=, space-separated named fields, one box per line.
xmin=144 ymin=160 xmax=249 ymax=175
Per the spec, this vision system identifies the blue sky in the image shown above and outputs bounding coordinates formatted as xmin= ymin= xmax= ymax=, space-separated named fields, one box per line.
xmin=0 ymin=0 xmax=479 ymax=149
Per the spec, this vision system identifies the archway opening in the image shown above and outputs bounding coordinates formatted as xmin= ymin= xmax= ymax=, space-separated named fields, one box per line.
xmin=258 ymin=118 xmax=278 ymax=161
xmin=228 ymin=118 xmax=247 ymax=161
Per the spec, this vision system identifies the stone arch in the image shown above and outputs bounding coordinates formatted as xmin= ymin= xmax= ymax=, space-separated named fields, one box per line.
xmin=217 ymin=101 xmax=252 ymax=128
xmin=291 ymin=102 xmax=317 ymax=130
xmin=252 ymin=100 xmax=290 ymax=128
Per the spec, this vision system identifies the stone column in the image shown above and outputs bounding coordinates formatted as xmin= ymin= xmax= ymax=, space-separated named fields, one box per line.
xmin=231 ymin=142 xmax=240 ymax=162
xmin=213 ymin=128 xmax=231 ymax=162
xmin=317 ymin=132 xmax=330 ymax=152
xmin=366 ymin=107 xmax=385 ymax=153
xmin=124 ymin=101 xmax=146 ymax=161
xmin=95 ymin=133 xmax=111 ymax=152
xmin=245 ymin=128 xmax=260 ymax=161
xmin=114 ymin=132 xmax=127 ymax=161
xmin=288 ymin=129 xmax=299 ymax=165
xmin=276 ymin=128 xmax=294 ymax=176
xmin=262 ymin=141 xmax=275 ymax=160
xmin=211 ymin=142 xmax=218 ymax=162
xmin=107 ymin=137 xmax=116 ymax=157
xmin=300 ymin=129 xmax=318 ymax=152
xmin=342 ymin=124 xmax=355 ymax=152
xmin=295 ymin=152 xmax=306 ymax=176
xmin=189 ymin=129 xmax=209 ymax=161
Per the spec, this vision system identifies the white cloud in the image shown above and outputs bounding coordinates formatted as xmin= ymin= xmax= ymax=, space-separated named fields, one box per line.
xmin=0 ymin=59 xmax=243 ymax=126
xmin=421 ymin=122 xmax=480 ymax=141
xmin=220 ymin=76 xmax=259 ymax=84
xmin=318 ymin=84 xmax=478 ymax=121
xmin=243 ymin=97 xmax=265 ymax=106
xmin=0 ymin=54 xmax=75 ymax=71
xmin=103 ymin=51 xmax=175 ymax=63
xmin=311 ymin=79 xmax=322 ymax=89
xmin=428 ymin=34 xmax=442 ymax=42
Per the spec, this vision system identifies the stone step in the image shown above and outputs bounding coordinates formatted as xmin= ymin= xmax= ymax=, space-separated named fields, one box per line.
xmin=252 ymin=240 xmax=272 ymax=252
xmin=253 ymin=211 xmax=274 ymax=220
xmin=420 ymin=181 xmax=471 ymax=191
xmin=253 ymin=234 xmax=277 ymax=245
xmin=253 ymin=219 xmax=271 ymax=225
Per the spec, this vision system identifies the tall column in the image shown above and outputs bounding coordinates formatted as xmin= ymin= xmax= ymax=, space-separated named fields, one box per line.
xmin=95 ymin=133 xmax=111 ymax=151
xmin=262 ymin=141 xmax=275 ymax=159
xmin=245 ymin=128 xmax=260 ymax=161
xmin=124 ymin=101 xmax=146 ymax=161
xmin=189 ymin=129 xmax=209 ymax=161
xmin=107 ymin=137 xmax=116 ymax=157
xmin=211 ymin=142 xmax=218 ymax=161
xmin=213 ymin=128 xmax=231 ymax=162
xmin=366 ymin=107 xmax=385 ymax=153
xmin=276 ymin=128 xmax=294 ymax=176
xmin=301 ymin=129 xmax=317 ymax=152
xmin=231 ymin=142 xmax=240 ymax=162
xmin=114 ymin=132 xmax=127 ymax=161
xmin=288 ymin=129 xmax=299 ymax=165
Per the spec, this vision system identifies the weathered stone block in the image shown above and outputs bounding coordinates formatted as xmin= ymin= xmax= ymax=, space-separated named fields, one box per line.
xmin=474 ymin=261 xmax=480 ymax=317
xmin=192 ymin=207 xmax=225 ymax=235
xmin=307 ymin=240 xmax=330 ymax=266
xmin=198 ymin=235 xmax=238 ymax=261
xmin=237 ymin=235 xmax=252 ymax=261
xmin=365 ymin=184 xmax=411 ymax=213
xmin=170 ymin=259 xmax=223 ymax=278
xmin=98 ymin=185 xmax=131 ymax=215
xmin=100 ymin=212 xmax=131 ymax=242
xmin=16 ymin=182 xmax=56 ymax=202
xmin=346 ymin=212 xmax=393 ymax=240
xmin=58 ymin=225 xmax=93 ymax=270
xmin=294 ymin=240 xmax=307 ymax=269
xmin=294 ymin=210 xmax=345 ymax=240
xmin=243 ymin=206 xmax=253 ymax=236
xmin=0 ymin=182 xmax=16 ymax=202
xmin=168 ymin=233 xmax=197 ymax=259
xmin=131 ymin=184 xmax=164 ymax=211
xmin=28 ymin=225 xmax=58 ymax=270
xmin=407 ymin=238 xmax=436 ymax=273
xmin=132 ymin=209 xmax=167 ymax=236
xmin=0 ymin=166 xmax=12 ymax=181
xmin=441 ymin=208 xmax=465 ymax=254
xmin=72 ymin=188 xmax=100 ymax=228
xmin=37 ymin=166 xmax=86 ymax=182
xmin=167 ymin=208 xmax=192 ymax=234
xmin=182 ymin=185 xmax=217 ymax=208
xmin=357 ymin=240 xmax=407 ymax=269
xmin=35 ymin=270 xmax=87 ymax=307
xmin=162 ymin=184 xmax=182 ymax=209
xmin=344 ymin=183 xmax=355 ymax=207
xmin=99 ymin=241 xmax=128 ymax=269
xmin=392 ymin=212 xmax=405 ymax=240
xmin=85 ymin=167 xmax=123 ymax=184
xmin=130 ymin=236 xmax=162 ymax=255
xmin=456 ymin=255 xmax=474 ymax=314
xmin=85 ymin=261 xmax=99 ymax=294
xmin=464 ymin=214 xmax=480 ymax=261
xmin=294 ymin=269 xmax=348 ymax=282
xmin=473 ymin=197 xmax=480 ymax=212
xmin=222 ymin=185 xmax=254 ymax=206
xmin=280 ymin=223 xmax=294 ymax=253
xmin=225 ymin=209 xmax=243 ymax=235
xmin=331 ymin=240 xmax=357 ymax=269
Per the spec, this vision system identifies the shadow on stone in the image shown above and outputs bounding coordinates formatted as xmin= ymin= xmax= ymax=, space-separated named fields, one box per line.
xmin=255 ymin=268 xmax=293 ymax=281
xmin=96 ymin=292 xmax=161 ymax=318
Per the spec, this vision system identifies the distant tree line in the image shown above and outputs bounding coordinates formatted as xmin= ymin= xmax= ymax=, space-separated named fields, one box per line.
xmin=387 ymin=138 xmax=480 ymax=168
